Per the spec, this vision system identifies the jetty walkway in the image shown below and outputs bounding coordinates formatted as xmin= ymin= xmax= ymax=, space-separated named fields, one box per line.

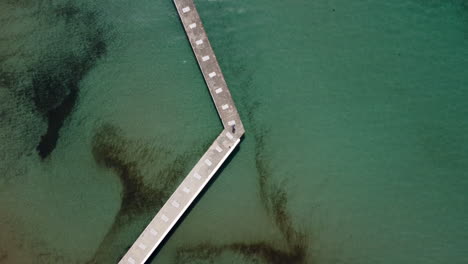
xmin=118 ymin=0 xmax=244 ymax=263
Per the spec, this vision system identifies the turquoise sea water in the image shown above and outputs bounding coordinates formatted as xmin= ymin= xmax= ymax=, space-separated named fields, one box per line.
xmin=1 ymin=0 xmax=467 ymax=263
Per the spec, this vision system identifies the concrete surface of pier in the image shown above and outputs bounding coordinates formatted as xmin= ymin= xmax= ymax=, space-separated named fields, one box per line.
xmin=118 ymin=0 xmax=244 ymax=263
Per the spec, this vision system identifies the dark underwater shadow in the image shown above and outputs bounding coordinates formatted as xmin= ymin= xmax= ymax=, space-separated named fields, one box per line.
xmin=0 ymin=0 xmax=111 ymax=161
xmin=86 ymin=123 xmax=214 ymax=264
xmin=172 ymin=126 xmax=310 ymax=264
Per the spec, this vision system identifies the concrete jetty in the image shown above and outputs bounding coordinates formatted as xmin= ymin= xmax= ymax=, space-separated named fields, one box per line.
xmin=118 ymin=0 xmax=244 ymax=263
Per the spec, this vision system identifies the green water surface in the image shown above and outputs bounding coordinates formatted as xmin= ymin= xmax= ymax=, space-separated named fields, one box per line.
xmin=1 ymin=0 xmax=467 ymax=263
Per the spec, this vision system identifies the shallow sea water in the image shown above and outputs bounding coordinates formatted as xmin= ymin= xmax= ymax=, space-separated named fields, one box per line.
xmin=1 ymin=0 xmax=467 ymax=263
